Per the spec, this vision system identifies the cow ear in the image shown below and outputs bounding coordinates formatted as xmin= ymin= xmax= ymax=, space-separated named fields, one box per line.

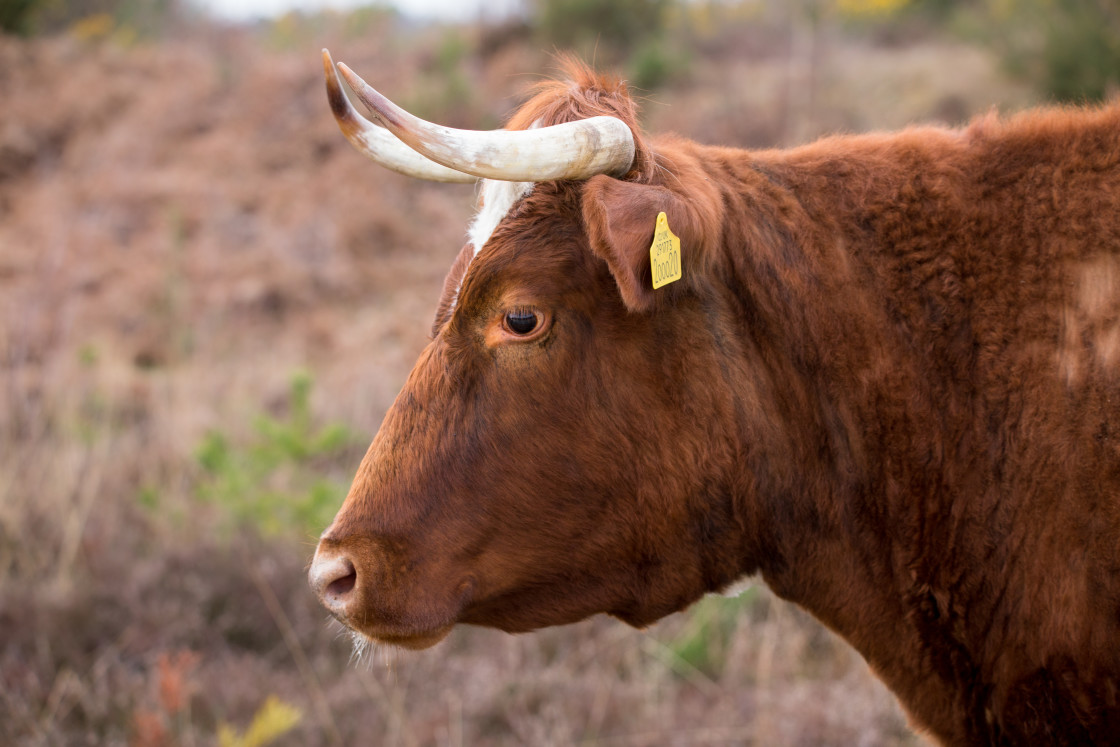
xmin=581 ymin=175 xmax=710 ymax=313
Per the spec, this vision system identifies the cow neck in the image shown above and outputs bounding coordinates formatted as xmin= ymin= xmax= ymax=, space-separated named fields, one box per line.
xmin=711 ymin=145 xmax=979 ymax=743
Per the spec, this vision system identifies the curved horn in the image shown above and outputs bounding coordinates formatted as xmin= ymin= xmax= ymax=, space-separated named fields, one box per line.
xmin=335 ymin=62 xmax=636 ymax=183
xmin=322 ymin=50 xmax=475 ymax=184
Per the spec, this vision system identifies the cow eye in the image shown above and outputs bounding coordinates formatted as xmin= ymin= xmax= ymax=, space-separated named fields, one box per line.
xmin=504 ymin=309 xmax=539 ymax=335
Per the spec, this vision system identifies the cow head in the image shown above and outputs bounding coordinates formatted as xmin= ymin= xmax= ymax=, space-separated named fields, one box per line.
xmin=309 ymin=52 xmax=765 ymax=650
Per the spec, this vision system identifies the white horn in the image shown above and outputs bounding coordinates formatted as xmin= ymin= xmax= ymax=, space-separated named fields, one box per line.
xmin=322 ymin=49 xmax=475 ymax=184
xmin=335 ymin=61 xmax=636 ymax=183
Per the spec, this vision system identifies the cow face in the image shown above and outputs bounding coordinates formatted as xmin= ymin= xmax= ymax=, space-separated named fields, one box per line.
xmin=309 ymin=175 xmax=756 ymax=648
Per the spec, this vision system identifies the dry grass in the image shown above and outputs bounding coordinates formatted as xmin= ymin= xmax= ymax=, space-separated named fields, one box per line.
xmin=0 ymin=8 xmax=1038 ymax=745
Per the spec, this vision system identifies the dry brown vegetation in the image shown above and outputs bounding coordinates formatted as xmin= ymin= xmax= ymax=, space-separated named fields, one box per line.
xmin=1 ymin=6 xmax=1040 ymax=745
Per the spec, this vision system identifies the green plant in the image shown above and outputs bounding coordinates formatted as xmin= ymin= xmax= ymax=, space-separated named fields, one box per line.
xmin=195 ymin=372 xmax=359 ymax=537
xmin=664 ymin=589 xmax=759 ymax=679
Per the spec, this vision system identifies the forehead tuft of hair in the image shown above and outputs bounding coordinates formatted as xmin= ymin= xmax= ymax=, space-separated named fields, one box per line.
xmin=505 ymin=55 xmax=655 ymax=182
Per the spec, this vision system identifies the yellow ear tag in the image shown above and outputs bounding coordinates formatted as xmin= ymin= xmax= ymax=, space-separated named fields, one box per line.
xmin=649 ymin=211 xmax=682 ymax=289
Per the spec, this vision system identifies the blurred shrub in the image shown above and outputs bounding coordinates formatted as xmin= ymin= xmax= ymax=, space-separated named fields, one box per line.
xmin=3 ymin=0 xmax=184 ymax=37
xmin=411 ymin=30 xmax=476 ymax=127
xmin=69 ymin=11 xmax=115 ymax=39
xmin=628 ymin=36 xmax=690 ymax=89
xmin=532 ymin=0 xmax=674 ymax=60
xmin=531 ymin=0 xmax=695 ymax=89
xmin=0 ymin=0 xmax=38 ymax=35
xmin=69 ymin=11 xmax=138 ymax=46
xmin=909 ymin=0 xmax=1120 ymax=101
xmin=1034 ymin=0 xmax=1120 ymax=102
xmin=195 ymin=372 xmax=359 ymax=538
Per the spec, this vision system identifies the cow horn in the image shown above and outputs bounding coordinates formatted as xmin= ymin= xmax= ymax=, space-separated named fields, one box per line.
xmin=334 ymin=61 xmax=636 ymax=183
xmin=322 ymin=49 xmax=476 ymax=183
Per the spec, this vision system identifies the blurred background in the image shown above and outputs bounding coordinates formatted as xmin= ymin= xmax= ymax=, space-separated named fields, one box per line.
xmin=1 ymin=0 xmax=1117 ymax=744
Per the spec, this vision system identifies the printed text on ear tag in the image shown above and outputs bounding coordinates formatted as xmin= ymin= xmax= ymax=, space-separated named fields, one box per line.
xmin=649 ymin=211 xmax=682 ymax=289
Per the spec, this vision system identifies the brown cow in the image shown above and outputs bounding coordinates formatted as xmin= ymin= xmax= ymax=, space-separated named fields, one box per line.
xmin=308 ymin=50 xmax=1120 ymax=744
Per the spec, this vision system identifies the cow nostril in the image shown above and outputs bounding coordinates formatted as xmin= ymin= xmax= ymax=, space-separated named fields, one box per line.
xmin=327 ymin=568 xmax=357 ymax=597
xmin=309 ymin=552 xmax=358 ymax=613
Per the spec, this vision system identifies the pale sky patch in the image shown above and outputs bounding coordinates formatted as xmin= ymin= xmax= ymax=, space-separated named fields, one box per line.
xmin=189 ymin=0 xmax=524 ymax=23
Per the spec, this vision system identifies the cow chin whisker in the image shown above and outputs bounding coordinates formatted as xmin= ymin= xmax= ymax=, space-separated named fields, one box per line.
xmin=347 ymin=630 xmax=375 ymax=669
xmin=346 ymin=630 xmax=401 ymax=671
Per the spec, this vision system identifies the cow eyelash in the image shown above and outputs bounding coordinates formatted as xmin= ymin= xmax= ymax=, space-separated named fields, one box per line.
xmin=504 ymin=308 xmax=540 ymax=336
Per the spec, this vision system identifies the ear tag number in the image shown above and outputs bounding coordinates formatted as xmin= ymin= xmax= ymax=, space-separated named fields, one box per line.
xmin=649 ymin=211 xmax=682 ymax=289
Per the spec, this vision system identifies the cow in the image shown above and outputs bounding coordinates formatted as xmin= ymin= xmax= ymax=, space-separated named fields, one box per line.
xmin=308 ymin=49 xmax=1120 ymax=744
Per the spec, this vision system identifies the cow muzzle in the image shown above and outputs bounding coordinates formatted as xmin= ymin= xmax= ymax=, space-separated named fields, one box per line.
xmin=308 ymin=535 xmax=470 ymax=650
